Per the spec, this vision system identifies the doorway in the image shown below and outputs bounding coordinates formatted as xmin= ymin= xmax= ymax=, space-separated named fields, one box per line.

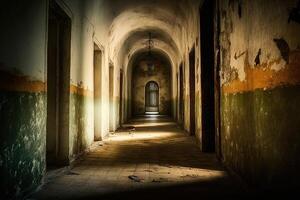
xmin=189 ymin=47 xmax=196 ymax=135
xmin=109 ymin=65 xmax=114 ymax=132
xmin=179 ymin=63 xmax=184 ymax=125
xmin=200 ymin=0 xmax=218 ymax=152
xmin=119 ymin=70 xmax=123 ymax=126
xmin=94 ymin=43 xmax=102 ymax=141
xmin=46 ymin=1 xmax=71 ymax=167
xmin=145 ymin=81 xmax=159 ymax=114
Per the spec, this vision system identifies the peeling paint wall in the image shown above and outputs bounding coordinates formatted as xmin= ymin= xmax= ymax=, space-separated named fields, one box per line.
xmin=0 ymin=0 xmax=113 ymax=197
xmin=49 ymin=0 xmax=120 ymax=161
xmin=69 ymin=90 xmax=94 ymax=160
xmin=0 ymin=90 xmax=46 ymax=198
xmin=0 ymin=1 xmax=47 ymax=198
xmin=180 ymin=0 xmax=202 ymax=144
xmin=219 ymin=0 xmax=300 ymax=188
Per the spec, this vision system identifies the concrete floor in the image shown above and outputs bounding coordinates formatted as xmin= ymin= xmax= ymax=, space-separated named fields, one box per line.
xmin=30 ymin=117 xmax=249 ymax=199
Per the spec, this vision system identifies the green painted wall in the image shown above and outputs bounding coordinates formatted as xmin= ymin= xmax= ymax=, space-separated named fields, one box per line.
xmin=0 ymin=91 xmax=46 ymax=198
xmin=0 ymin=90 xmax=94 ymax=198
xmin=69 ymin=93 xmax=94 ymax=160
xmin=221 ymin=85 xmax=300 ymax=187
xmin=218 ymin=0 xmax=300 ymax=189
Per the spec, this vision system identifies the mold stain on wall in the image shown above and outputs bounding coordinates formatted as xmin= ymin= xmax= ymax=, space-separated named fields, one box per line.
xmin=0 ymin=70 xmax=46 ymax=198
xmin=70 ymin=83 xmax=94 ymax=160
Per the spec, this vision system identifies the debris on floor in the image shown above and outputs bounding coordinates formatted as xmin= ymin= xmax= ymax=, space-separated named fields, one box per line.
xmin=128 ymin=175 xmax=143 ymax=182
xmin=117 ymin=125 xmax=136 ymax=132
xmin=180 ymin=174 xmax=199 ymax=178
xmin=97 ymin=141 xmax=105 ymax=146
xmin=151 ymin=178 xmax=168 ymax=183
xmin=30 ymin=118 xmax=247 ymax=199
xmin=66 ymin=171 xmax=80 ymax=175
xmin=160 ymin=164 xmax=173 ymax=168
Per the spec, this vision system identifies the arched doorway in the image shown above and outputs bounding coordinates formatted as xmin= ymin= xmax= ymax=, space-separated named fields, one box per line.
xmin=130 ymin=51 xmax=171 ymax=117
xmin=145 ymin=81 xmax=159 ymax=114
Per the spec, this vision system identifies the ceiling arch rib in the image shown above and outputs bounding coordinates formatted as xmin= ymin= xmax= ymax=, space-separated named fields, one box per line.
xmin=120 ymin=28 xmax=179 ymax=55
xmin=117 ymin=29 xmax=180 ymax=71
xmin=124 ymin=39 xmax=178 ymax=70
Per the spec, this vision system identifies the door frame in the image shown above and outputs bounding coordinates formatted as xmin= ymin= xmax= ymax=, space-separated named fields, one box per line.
xmin=189 ymin=47 xmax=196 ymax=135
xmin=179 ymin=63 xmax=184 ymax=125
xmin=145 ymin=81 xmax=159 ymax=114
xmin=109 ymin=64 xmax=114 ymax=132
xmin=46 ymin=0 xmax=71 ymax=167
xmin=93 ymin=42 xmax=102 ymax=141
xmin=199 ymin=0 xmax=221 ymax=154
xmin=119 ymin=69 xmax=123 ymax=126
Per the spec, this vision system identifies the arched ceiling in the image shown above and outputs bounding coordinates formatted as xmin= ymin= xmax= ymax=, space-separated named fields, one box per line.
xmin=118 ymin=29 xmax=179 ymax=70
xmin=107 ymin=1 xmax=195 ymax=71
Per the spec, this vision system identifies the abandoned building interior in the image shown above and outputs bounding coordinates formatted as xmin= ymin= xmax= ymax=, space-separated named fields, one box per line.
xmin=0 ymin=0 xmax=300 ymax=199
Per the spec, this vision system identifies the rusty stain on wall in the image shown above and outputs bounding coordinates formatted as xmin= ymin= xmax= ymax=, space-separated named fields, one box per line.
xmin=219 ymin=0 xmax=300 ymax=189
xmin=0 ymin=70 xmax=45 ymax=92
xmin=70 ymin=84 xmax=93 ymax=97
xmin=222 ymin=50 xmax=300 ymax=94
xmin=0 ymin=69 xmax=94 ymax=97
xmin=0 ymin=70 xmax=94 ymax=96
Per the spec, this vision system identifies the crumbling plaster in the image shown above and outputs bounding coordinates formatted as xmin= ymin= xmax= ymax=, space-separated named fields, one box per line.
xmin=221 ymin=0 xmax=300 ymax=86
xmin=219 ymin=0 xmax=300 ymax=188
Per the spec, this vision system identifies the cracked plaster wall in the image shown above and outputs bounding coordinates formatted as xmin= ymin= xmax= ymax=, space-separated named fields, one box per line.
xmin=220 ymin=0 xmax=300 ymax=188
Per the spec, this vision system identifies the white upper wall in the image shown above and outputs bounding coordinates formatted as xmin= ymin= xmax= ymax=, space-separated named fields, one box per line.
xmin=0 ymin=1 xmax=47 ymax=81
